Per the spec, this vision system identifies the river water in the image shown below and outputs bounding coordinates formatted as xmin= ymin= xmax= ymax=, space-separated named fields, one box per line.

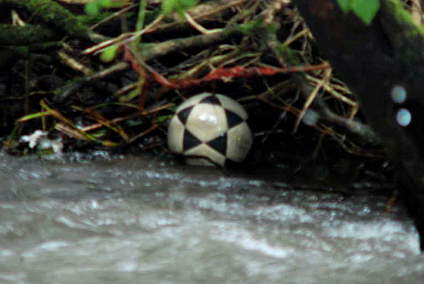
xmin=0 ymin=151 xmax=423 ymax=283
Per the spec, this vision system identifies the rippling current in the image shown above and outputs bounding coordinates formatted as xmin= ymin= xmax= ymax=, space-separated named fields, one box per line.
xmin=0 ymin=152 xmax=423 ymax=283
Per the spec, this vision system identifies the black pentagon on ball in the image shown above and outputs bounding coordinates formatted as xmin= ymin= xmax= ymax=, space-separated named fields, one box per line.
xmin=183 ymin=129 xmax=202 ymax=151
xmin=207 ymin=133 xmax=227 ymax=155
xmin=200 ymin=95 xmax=222 ymax=105
xmin=177 ymin=106 xmax=193 ymax=125
xmin=225 ymin=109 xmax=244 ymax=128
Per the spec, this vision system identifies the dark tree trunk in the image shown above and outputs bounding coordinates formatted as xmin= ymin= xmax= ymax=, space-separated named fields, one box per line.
xmin=292 ymin=0 xmax=424 ymax=249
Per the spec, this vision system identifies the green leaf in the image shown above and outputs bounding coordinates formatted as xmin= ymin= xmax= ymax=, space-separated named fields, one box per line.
xmin=161 ymin=0 xmax=197 ymax=16
xmin=85 ymin=1 xmax=100 ymax=17
xmin=99 ymin=44 xmax=120 ymax=63
xmin=100 ymin=0 xmax=128 ymax=8
xmin=239 ymin=18 xmax=265 ymax=35
xmin=162 ymin=0 xmax=178 ymax=15
xmin=352 ymin=0 xmax=380 ymax=25
xmin=17 ymin=111 xmax=51 ymax=122
xmin=99 ymin=0 xmax=111 ymax=7
xmin=155 ymin=115 xmax=173 ymax=124
xmin=337 ymin=0 xmax=353 ymax=12
xmin=179 ymin=0 xmax=197 ymax=7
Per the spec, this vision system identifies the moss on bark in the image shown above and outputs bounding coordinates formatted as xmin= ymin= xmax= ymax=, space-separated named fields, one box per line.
xmin=380 ymin=0 xmax=424 ymax=63
xmin=0 ymin=24 xmax=56 ymax=46
xmin=0 ymin=0 xmax=105 ymax=42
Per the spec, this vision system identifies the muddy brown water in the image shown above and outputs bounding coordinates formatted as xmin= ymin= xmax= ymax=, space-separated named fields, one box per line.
xmin=0 ymin=151 xmax=423 ymax=283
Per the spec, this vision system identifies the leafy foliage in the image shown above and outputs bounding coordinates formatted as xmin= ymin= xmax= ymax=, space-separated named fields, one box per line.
xmin=100 ymin=44 xmax=120 ymax=62
xmin=161 ymin=0 xmax=198 ymax=17
xmin=337 ymin=0 xmax=352 ymax=12
xmin=84 ymin=0 xmax=129 ymax=16
xmin=336 ymin=0 xmax=380 ymax=25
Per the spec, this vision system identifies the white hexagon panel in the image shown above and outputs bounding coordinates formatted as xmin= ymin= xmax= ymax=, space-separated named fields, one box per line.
xmin=167 ymin=93 xmax=253 ymax=166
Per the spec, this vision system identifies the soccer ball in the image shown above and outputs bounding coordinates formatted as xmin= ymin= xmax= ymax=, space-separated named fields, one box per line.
xmin=167 ymin=93 xmax=253 ymax=166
